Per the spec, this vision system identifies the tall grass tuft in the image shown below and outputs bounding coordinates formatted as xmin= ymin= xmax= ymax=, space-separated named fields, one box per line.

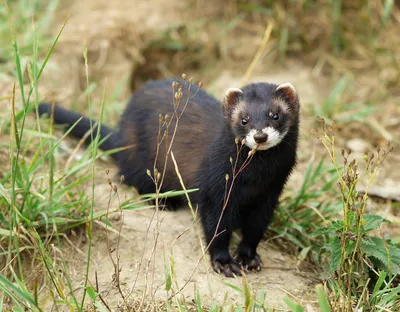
xmin=312 ymin=117 xmax=400 ymax=311
xmin=0 ymin=3 xmax=193 ymax=311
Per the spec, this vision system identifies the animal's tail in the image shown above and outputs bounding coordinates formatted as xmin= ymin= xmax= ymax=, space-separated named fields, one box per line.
xmin=38 ymin=103 xmax=120 ymax=157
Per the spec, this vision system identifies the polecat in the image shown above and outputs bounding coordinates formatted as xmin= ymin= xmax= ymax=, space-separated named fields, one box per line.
xmin=38 ymin=78 xmax=300 ymax=277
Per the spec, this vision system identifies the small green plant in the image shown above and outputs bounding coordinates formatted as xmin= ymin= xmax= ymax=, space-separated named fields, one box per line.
xmin=0 ymin=0 xmax=59 ymax=72
xmin=222 ymin=277 xmax=268 ymax=311
xmin=313 ymin=77 xmax=376 ymax=124
xmin=312 ymin=117 xmax=400 ymax=311
xmin=284 ymin=284 xmax=332 ymax=312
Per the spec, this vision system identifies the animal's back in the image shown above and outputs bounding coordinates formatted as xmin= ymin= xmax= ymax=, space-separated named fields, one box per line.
xmin=117 ymin=79 xmax=222 ymax=194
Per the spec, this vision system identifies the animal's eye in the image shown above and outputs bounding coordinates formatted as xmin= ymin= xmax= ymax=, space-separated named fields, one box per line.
xmin=241 ymin=118 xmax=248 ymax=126
xmin=270 ymin=113 xmax=279 ymax=120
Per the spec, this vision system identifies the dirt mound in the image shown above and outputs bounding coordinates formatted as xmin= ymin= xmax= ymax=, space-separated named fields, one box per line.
xmin=39 ymin=0 xmax=188 ymax=108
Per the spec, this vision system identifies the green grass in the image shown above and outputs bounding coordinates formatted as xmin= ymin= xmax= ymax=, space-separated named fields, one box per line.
xmin=313 ymin=119 xmax=400 ymax=311
xmin=0 ymin=0 xmax=59 ymax=73
xmin=0 ymin=2 xmax=196 ymax=311
xmin=269 ymin=157 xmax=341 ymax=270
xmin=1 ymin=0 xmax=400 ymax=311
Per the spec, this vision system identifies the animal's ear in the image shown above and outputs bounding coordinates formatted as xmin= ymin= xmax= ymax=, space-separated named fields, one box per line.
xmin=223 ymin=88 xmax=243 ymax=112
xmin=275 ymin=83 xmax=298 ymax=106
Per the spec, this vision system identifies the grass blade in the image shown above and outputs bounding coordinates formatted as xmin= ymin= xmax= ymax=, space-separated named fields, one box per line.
xmin=316 ymin=284 xmax=331 ymax=312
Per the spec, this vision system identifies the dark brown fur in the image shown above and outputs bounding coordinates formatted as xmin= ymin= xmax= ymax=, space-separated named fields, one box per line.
xmin=116 ymin=79 xmax=222 ymax=203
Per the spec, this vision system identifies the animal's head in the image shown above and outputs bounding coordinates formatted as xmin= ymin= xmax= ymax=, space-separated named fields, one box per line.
xmin=222 ymin=82 xmax=300 ymax=151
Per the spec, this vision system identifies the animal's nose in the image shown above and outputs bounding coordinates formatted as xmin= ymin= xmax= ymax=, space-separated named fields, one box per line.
xmin=253 ymin=132 xmax=268 ymax=144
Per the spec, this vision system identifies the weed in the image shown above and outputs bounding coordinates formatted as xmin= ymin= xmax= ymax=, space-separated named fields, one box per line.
xmin=277 ymin=116 xmax=400 ymax=311
xmin=312 ymin=117 xmax=400 ymax=311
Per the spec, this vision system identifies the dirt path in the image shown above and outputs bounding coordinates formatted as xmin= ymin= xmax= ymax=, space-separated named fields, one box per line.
xmin=56 ymin=176 xmax=318 ymax=310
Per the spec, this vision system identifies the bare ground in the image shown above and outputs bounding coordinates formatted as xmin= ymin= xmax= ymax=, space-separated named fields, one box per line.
xmin=51 ymin=179 xmax=318 ymax=310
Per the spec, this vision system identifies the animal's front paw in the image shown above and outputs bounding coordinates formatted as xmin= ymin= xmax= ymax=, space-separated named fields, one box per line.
xmin=235 ymin=253 xmax=263 ymax=272
xmin=212 ymin=258 xmax=243 ymax=277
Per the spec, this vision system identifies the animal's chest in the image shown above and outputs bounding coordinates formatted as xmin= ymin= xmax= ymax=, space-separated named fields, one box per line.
xmin=226 ymin=163 xmax=278 ymax=228
xmin=229 ymin=160 xmax=276 ymax=204
xmin=239 ymin=155 xmax=277 ymax=182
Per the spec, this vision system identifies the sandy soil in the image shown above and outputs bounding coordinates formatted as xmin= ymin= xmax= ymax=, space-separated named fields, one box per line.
xmin=51 ymin=180 xmax=318 ymax=310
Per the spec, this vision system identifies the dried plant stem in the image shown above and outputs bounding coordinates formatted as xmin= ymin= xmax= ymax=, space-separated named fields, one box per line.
xmin=214 ymin=142 xmax=255 ymax=239
xmin=138 ymin=77 xmax=202 ymax=308
xmin=242 ymin=22 xmax=273 ymax=85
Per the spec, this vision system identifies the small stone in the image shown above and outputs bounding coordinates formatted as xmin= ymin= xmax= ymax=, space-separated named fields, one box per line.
xmin=113 ymin=213 xmax=121 ymax=221
xmin=305 ymin=304 xmax=317 ymax=312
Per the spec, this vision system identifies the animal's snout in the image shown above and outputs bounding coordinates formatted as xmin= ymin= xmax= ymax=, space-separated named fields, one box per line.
xmin=253 ymin=132 xmax=268 ymax=144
